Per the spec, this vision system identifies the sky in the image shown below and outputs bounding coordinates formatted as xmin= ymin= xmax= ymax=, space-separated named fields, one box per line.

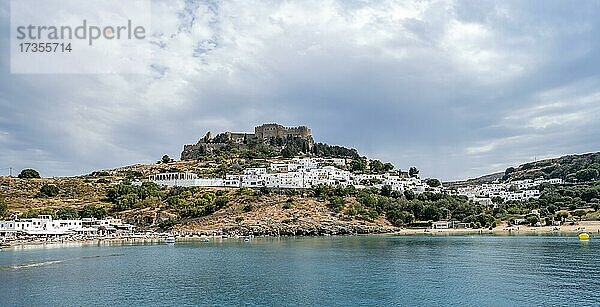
xmin=1 ymin=0 xmax=600 ymax=181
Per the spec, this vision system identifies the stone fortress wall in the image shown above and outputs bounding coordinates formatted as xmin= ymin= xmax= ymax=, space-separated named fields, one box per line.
xmin=254 ymin=123 xmax=312 ymax=139
xmin=181 ymin=123 xmax=313 ymax=160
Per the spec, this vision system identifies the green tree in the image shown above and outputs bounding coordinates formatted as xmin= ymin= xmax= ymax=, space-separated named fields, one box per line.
xmin=425 ymin=178 xmax=441 ymax=188
xmin=382 ymin=162 xmax=395 ymax=172
xmin=404 ymin=190 xmax=415 ymax=200
xmin=55 ymin=207 xmax=79 ymax=219
xmin=161 ymin=154 xmax=172 ymax=164
xmin=380 ymin=185 xmax=392 ymax=197
xmin=18 ymin=169 xmax=40 ymax=178
xmin=409 ymin=167 xmax=419 ymax=178
xmin=158 ymin=219 xmax=178 ymax=230
xmin=0 ymin=198 xmax=8 ymax=218
xmin=386 ymin=210 xmax=414 ymax=226
xmin=527 ymin=214 xmax=540 ymax=226
xmin=575 ymin=169 xmax=598 ymax=182
xmin=369 ymin=160 xmax=384 ymax=174
xmin=503 ymin=167 xmax=516 ymax=180
xmin=79 ymin=204 xmax=107 ymax=219
xmin=421 ymin=205 xmax=442 ymax=221
xmin=329 ymin=196 xmax=345 ymax=212
xmin=115 ymin=194 xmax=140 ymax=211
xmin=281 ymin=145 xmax=298 ymax=158
xmin=491 ymin=196 xmax=504 ymax=204
xmin=37 ymin=184 xmax=59 ymax=198
xmin=351 ymin=158 xmax=367 ymax=172
xmin=573 ymin=209 xmax=587 ymax=219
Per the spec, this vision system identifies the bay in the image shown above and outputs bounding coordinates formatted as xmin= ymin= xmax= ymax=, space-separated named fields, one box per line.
xmin=0 ymin=235 xmax=598 ymax=306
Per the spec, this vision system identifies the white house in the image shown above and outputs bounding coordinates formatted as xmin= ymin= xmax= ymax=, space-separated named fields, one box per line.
xmin=149 ymin=160 xmax=426 ymax=192
xmin=0 ymin=215 xmax=95 ymax=236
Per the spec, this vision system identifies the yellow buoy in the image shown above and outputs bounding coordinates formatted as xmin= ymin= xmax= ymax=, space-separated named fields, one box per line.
xmin=578 ymin=233 xmax=590 ymax=241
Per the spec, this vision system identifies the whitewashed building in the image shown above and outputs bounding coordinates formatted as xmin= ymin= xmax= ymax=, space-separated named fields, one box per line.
xmin=0 ymin=215 xmax=133 ymax=237
xmin=149 ymin=158 xmax=425 ymax=192
xmin=0 ymin=215 xmax=94 ymax=236
xmin=452 ymin=177 xmax=562 ymax=202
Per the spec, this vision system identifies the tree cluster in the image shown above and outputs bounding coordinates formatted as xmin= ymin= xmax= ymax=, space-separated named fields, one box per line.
xmin=36 ymin=184 xmax=59 ymax=198
xmin=18 ymin=169 xmax=40 ymax=179
xmin=105 ymin=182 xmax=229 ymax=218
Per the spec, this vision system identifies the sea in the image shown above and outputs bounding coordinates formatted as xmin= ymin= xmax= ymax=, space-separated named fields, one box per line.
xmin=0 ymin=235 xmax=598 ymax=306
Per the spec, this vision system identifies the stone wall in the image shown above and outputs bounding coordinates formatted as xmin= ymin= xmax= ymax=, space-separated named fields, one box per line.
xmin=254 ymin=123 xmax=312 ymax=139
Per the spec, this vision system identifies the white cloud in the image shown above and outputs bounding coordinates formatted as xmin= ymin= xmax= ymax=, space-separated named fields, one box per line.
xmin=1 ymin=0 xmax=600 ymax=180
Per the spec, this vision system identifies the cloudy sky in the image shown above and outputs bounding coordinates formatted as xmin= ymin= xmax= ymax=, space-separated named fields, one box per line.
xmin=1 ymin=0 xmax=599 ymax=181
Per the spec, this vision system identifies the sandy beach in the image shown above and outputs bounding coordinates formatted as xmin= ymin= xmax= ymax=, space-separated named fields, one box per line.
xmin=394 ymin=221 xmax=600 ymax=236
xmin=2 ymin=221 xmax=599 ymax=249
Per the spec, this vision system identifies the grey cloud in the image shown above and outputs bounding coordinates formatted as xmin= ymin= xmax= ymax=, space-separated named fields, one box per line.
xmin=0 ymin=0 xmax=599 ymax=181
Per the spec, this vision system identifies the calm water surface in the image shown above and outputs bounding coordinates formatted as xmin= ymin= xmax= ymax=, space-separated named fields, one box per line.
xmin=0 ymin=235 xmax=598 ymax=306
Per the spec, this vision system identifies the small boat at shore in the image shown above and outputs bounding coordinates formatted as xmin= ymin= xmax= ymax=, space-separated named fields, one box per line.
xmin=578 ymin=232 xmax=590 ymax=241
xmin=165 ymin=235 xmax=176 ymax=244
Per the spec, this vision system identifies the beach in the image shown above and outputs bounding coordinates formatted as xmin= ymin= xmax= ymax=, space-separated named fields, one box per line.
xmin=2 ymin=221 xmax=598 ymax=250
xmin=395 ymin=221 xmax=600 ymax=236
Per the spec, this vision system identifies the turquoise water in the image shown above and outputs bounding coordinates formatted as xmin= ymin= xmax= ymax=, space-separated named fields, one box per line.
xmin=0 ymin=235 xmax=598 ymax=306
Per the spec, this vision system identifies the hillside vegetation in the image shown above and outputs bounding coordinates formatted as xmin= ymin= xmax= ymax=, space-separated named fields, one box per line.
xmin=502 ymin=152 xmax=600 ymax=182
xmin=2 ymin=151 xmax=600 ymax=234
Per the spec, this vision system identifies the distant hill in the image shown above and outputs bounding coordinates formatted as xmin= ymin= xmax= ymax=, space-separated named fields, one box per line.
xmin=444 ymin=172 xmax=503 ymax=189
xmin=448 ymin=152 xmax=600 ymax=187
xmin=502 ymin=152 xmax=600 ymax=183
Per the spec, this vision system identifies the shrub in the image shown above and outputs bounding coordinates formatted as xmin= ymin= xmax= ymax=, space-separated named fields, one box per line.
xmin=425 ymin=178 xmax=441 ymax=188
xmin=328 ymin=196 xmax=344 ymax=212
xmin=283 ymin=198 xmax=294 ymax=209
xmin=18 ymin=169 xmax=40 ymax=178
xmin=79 ymin=204 xmax=108 ymax=219
xmin=55 ymin=207 xmax=79 ymax=219
xmin=573 ymin=209 xmax=587 ymax=218
xmin=526 ymin=214 xmax=540 ymax=226
xmin=0 ymin=198 xmax=8 ymax=218
xmin=158 ymin=219 xmax=178 ymax=230
xmin=37 ymin=184 xmax=59 ymax=198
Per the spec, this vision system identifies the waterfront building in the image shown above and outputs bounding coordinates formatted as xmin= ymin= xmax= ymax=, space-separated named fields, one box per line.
xmin=0 ymin=215 xmax=134 ymax=237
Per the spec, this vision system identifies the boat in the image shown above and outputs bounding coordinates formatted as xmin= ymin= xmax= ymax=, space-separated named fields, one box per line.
xmin=165 ymin=235 xmax=176 ymax=244
xmin=578 ymin=232 xmax=590 ymax=241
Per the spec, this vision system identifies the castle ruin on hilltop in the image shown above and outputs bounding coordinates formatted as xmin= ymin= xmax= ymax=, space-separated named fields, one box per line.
xmin=254 ymin=123 xmax=312 ymax=139
xmin=181 ymin=123 xmax=314 ymax=160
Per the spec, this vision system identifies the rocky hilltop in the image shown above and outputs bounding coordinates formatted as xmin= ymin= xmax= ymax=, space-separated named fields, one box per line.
xmin=181 ymin=123 xmax=315 ymax=160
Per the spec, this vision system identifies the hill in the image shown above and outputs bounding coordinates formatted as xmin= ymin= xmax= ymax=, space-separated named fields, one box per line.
xmin=446 ymin=152 xmax=600 ymax=186
xmin=181 ymin=123 xmax=360 ymax=161
xmin=501 ymin=152 xmax=600 ymax=183
xmin=444 ymin=172 xmax=503 ymax=189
